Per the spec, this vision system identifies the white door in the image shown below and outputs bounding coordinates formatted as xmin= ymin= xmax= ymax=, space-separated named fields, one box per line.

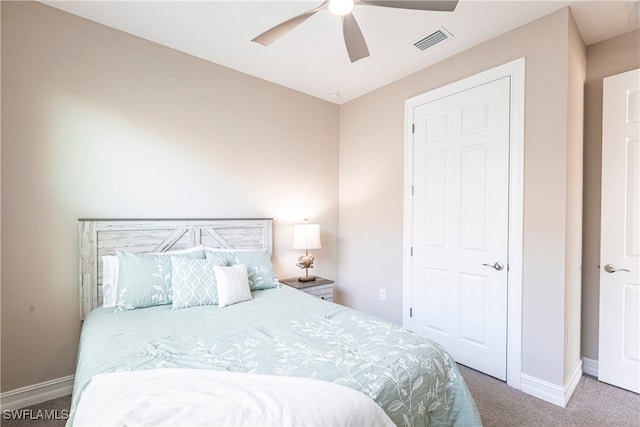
xmin=598 ymin=68 xmax=640 ymax=394
xmin=410 ymin=77 xmax=510 ymax=380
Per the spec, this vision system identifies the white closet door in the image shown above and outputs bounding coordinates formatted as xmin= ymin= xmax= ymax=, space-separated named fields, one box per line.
xmin=410 ymin=77 xmax=510 ymax=380
xmin=599 ymin=68 xmax=640 ymax=394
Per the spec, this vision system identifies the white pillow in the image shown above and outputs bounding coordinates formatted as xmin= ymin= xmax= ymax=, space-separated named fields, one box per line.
xmin=101 ymin=245 xmax=204 ymax=307
xmin=214 ymin=264 xmax=252 ymax=308
xmin=101 ymin=255 xmax=119 ymax=307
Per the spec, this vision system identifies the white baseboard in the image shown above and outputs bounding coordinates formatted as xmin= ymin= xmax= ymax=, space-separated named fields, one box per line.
xmin=582 ymin=357 xmax=598 ymax=377
xmin=0 ymin=375 xmax=74 ymax=411
xmin=563 ymin=360 xmax=583 ymax=404
xmin=520 ymin=360 xmax=582 ymax=408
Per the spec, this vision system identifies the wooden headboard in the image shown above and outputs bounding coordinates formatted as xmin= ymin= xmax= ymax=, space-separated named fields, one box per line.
xmin=78 ymin=218 xmax=273 ymax=319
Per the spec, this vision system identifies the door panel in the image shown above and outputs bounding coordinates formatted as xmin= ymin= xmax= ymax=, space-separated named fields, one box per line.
xmin=423 ymin=268 xmax=447 ymax=333
xmin=459 ymin=273 xmax=488 ymax=348
xmin=411 ymin=77 xmax=510 ymax=380
xmin=599 ymin=68 xmax=640 ymax=393
xmin=461 ymin=145 xmax=488 ymax=251
xmin=424 ymin=153 xmax=448 ymax=247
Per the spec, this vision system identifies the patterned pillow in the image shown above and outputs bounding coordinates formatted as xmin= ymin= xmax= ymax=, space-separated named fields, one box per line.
xmin=103 ymin=246 xmax=205 ymax=308
xmin=171 ymin=258 xmax=226 ymax=310
xmin=114 ymin=250 xmax=205 ymax=312
xmin=230 ymin=249 xmax=280 ymax=291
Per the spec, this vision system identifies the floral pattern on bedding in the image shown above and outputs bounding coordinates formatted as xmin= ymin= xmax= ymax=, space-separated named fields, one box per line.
xmin=112 ymin=317 xmax=471 ymax=426
xmin=276 ymin=317 xmax=458 ymax=427
xmin=70 ymin=287 xmax=481 ymax=427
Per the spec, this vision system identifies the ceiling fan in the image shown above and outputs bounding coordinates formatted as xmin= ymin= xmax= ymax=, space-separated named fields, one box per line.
xmin=251 ymin=0 xmax=459 ymax=63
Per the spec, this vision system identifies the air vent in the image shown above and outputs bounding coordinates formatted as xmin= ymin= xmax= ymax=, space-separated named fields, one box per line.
xmin=413 ymin=29 xmax=448 ymax=51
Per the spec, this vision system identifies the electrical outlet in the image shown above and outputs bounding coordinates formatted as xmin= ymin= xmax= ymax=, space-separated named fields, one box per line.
xmin=379 ymin=288 xmax=386 ymax=301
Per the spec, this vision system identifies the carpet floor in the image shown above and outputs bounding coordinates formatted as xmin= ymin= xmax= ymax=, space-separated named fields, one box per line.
xmin=2 ymin=366 xmax=638 ymax=426
xmin=457 ymin=364 xmax=639 ymax=426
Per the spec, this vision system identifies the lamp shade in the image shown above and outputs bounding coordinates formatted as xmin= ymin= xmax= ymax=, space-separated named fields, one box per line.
xmin=292 ymin=222 xmax=321 ymax=250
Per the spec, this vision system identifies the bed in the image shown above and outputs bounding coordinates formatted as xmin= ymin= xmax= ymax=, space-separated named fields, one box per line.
xmin=70 ymin=218 xmax=481 ymax=426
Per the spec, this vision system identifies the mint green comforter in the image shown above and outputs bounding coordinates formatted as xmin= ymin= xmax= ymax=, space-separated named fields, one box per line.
xmin=70 ymin=286 xmax=481 ymax=426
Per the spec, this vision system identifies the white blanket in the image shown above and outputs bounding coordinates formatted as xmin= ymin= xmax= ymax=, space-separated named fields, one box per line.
xmin=73 ymin=368 xmax=395 ymax=426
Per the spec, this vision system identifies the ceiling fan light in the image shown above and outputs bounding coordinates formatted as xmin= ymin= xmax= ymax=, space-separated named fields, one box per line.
xmin=329 ymin=0 xmax=355 ymax=16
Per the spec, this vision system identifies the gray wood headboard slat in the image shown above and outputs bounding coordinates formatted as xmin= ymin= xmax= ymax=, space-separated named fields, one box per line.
xmin=78 ymin=218 xmax=273 ymax=320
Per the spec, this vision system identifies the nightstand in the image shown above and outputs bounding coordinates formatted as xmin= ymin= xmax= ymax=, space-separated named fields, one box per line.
xmin=280 ymin=277 xmax=334 ymax=301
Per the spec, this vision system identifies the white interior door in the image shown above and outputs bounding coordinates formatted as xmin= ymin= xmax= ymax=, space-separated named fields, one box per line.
xmin=598 ymin=68 xmax=640 ymax=394
xmin=410 ymin=77 xmax=510 ymax=380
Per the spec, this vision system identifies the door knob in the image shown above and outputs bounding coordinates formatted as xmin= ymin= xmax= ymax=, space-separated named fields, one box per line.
xmin=483 ymin=262 xmax=504 ymax=271
xmin=604 ymin=264 xmax=630 ymax=273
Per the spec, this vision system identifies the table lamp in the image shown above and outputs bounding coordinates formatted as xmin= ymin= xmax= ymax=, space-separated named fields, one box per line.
xmin=292 ymin=219 xmax=321 ymax=282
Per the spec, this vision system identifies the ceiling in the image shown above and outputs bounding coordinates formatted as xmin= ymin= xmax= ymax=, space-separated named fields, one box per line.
xmin=40 ymin=1 xmax=640 ymax=104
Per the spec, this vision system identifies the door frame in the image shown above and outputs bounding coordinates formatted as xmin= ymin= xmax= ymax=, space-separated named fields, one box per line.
xmin=402 ymin=58 xmax=525 ymax=389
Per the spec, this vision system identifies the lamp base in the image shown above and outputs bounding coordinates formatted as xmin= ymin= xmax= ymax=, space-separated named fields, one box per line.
xmin=298 ymin=275 xmax=317 ymax=282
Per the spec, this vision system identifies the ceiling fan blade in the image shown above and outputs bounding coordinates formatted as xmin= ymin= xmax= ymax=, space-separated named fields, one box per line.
xmin=343 ymin=12 xmax=370 ymax=63
xmin=252 ymin=1 xmax=328 ymax=46
xmin=358 ymin=0 xmax=458 ymax=12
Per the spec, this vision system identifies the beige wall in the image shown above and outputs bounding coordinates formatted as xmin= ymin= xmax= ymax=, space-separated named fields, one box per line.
xmin=581 ymin=30 xmax=640 ymax=361
xmin=339 ymin=8 xmax=582 ymax=385
xmin=1 ymin=1 xmax=339 ymax=392
xmin=564 ymin=12 xmax=586 ymax=382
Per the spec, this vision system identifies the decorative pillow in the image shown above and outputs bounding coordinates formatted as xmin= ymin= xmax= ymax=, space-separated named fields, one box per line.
xmin=231 ymin=249 xmax=280 ymax=291
xmin=101 ymin=255 xmax=119 ymax=307
xmin=114 ymin=250 xmax=205 ymax=312
xmin=214 ymin=264 xmax=252 ymax=308
xmin=171 ymin=257 xmax=226 ymax=310
xmin=102 ymin=246 xmax=204 ymax=308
